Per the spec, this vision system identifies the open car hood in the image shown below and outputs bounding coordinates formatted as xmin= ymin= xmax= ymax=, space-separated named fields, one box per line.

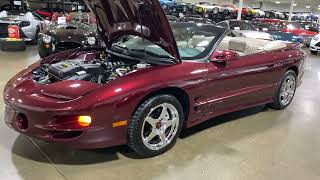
xmin=83 ymin=0 xmax=180 ymax=61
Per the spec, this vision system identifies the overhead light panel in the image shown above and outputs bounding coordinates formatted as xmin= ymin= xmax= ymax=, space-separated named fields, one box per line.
xmin=306 ymin=6 xmax=311 ymax=9
xmin=275 ymin=1 xmax=280 ymax=4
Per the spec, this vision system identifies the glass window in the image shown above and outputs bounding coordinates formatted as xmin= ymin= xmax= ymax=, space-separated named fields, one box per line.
xmin=229 ymin=21 xmax=256 ymax=31
xmin=112 ymin=23 xmax=226 ymax=61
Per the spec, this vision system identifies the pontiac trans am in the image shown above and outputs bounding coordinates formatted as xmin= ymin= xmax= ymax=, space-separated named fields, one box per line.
xmin=3 ymin=0 xmax=305 ymax=157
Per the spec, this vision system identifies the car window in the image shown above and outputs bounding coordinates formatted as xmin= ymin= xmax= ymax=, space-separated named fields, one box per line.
xmin=217 ymin=21 xmax=228 ymax=28
xmin=230 ymin=21 xmax=255 ymax=31
xmin=112 ymin=23 xmax=226 ymax=61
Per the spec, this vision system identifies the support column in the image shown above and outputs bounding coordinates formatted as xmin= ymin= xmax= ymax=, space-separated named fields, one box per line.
xmin=288 ymin=0 xmax=294 ymax=21
xmin=237 ymin=0 xmax=243 ymax=20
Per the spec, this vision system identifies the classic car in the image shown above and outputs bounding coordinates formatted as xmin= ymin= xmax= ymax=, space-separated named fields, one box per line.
xmin=292 ymin=13 xmax=318 ymax=21
xmin=265 ymin=10 xmax=285 ymax=19
xmin=194 ymin=2 xmax=221 ymax=14
xmin=35 ymin=7 xmax=66 ymax=20
xmin=310 ymin=34 xmax=320 ymax=55
xmin=241 ymin=7 xmax=256 ymax=18
xmin=217 ymin=20 xmax=273 ymax=40
xmin=38 ymin=12 xmax=100 ymax=58
xmin=0 ymin=10 xmax=48 ymax=49
xmin=299 ymin=21 xmax=320 ymax=33
xmin=179 ymin=16 xmax=214 ymax=24
xmin=277 ymin=21 xmax=319 ymax=46
xmin=159 ymin=0 xmax=177 ymax=10
xmin=4 ymin=0 xmax=305 ymax=157
xmin=175 ymin=0 xmax=193 ymax=13
xmin=252 ymin=8 xmax=265 ymax=18
xmin=251 ymin=21 xmax=303 ymax=43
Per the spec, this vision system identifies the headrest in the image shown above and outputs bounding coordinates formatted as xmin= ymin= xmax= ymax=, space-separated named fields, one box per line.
xmin=263 ymin=41 xmax=287 ymax=51
xmin=229 ymin=38 xmax=246 ymax=52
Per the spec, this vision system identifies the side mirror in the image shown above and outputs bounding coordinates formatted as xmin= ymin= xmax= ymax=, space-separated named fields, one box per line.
xmin=210 ymin=50 xmax=239 ymax=66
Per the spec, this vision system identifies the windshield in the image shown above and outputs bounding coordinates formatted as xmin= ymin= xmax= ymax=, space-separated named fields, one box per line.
xmin=230 ymin=21 xmax=256 ymax=31
xmin=111 ymin=23 xmax=226 ymax=61
xmin=284 ymin=22 xmax=302 ymax=29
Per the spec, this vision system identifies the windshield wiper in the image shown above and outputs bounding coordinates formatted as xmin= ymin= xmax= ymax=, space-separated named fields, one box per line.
xmin=111 ymin=45 xmax=177 ymax=63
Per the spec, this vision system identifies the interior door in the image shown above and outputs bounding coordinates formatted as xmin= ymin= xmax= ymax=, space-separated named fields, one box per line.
xmin=202 ymin=52 xmax=280 ymax=115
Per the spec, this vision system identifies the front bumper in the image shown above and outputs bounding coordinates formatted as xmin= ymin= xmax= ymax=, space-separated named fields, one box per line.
xmin=310 ymin=41 xmax=320 ymax=52
xmin=3 ymin=72 xmax=127 ymax=149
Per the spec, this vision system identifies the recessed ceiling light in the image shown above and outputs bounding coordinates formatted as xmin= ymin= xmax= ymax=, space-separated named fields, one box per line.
xmin=275 ymin=1 xmax=280 ymax=4
xmin=293 ymin=4 xmax=297 ymax=6
xmin=306 ymin=6 xmax=311 ymax=8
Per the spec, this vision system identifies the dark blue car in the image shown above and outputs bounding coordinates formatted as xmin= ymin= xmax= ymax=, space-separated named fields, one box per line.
xmin=269 ymin=31 xmax=303 ymax=43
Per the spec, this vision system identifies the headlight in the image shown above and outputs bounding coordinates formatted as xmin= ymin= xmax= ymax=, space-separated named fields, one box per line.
xmin=87 ymin=37 xmax=96 ymax=45
xmin=42 ymin=35 xmax=52 ymax=43
xmin=313 ymin=36 xmax=319 ymax=41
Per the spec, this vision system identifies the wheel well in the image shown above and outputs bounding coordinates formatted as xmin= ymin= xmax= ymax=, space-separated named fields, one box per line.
xmin=135 ymin=87 xmax=190 ymax=121
xmin=287 ymin=66 xmax=298 ymax=76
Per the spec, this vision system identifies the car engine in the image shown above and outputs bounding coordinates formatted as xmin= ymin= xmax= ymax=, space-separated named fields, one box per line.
xmin=32 ymin=58 xmax=150 ymax=84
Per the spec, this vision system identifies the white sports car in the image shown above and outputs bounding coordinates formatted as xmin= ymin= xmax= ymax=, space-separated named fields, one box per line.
xmin=310 ymin=34 xmax=320 ymax=55
xmin=0 ymin=10 xmax=48 ymax=43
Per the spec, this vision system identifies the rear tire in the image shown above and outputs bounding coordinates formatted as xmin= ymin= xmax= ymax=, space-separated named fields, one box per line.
xmin=128 ymin=94 xmax=184 ymax=158
xmin=269 ymin=70 xmax=297 ymax=110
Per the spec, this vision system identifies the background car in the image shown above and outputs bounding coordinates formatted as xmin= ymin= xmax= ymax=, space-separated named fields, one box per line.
xmin=159 ymin=0 xmax=177 ymax=10
xmin=38 ymin=12 xmax=99 ymax=57
xmin=179 ymin=16 xmax=214 ymax=24
xmin=217 ymin=20 xmax=273 ymax=40
xmin=0 ymin=10 xmax=48 ymax=44
xmin=310 ymin=34 xmax=320 ymax=55
xmin=277 ymin=21 xmax=318 ymax=46
xmin=252 ymin=8 xmax=265 ymax=18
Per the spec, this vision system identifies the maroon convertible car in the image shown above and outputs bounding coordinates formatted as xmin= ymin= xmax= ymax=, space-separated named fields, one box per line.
xmin=3 ymin=0 xmax=305 ymax=157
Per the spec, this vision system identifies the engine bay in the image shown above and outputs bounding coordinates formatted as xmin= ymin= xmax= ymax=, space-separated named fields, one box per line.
xmin=32 ymin=52 xmax=151 ymax=84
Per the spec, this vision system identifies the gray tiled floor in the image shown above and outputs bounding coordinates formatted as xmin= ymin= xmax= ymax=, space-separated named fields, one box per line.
xmin=0 ymin=46 xmax=320 ymax=180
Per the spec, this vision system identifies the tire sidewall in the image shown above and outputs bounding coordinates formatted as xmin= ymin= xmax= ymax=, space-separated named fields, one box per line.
xmin=128 ymin=95 xmax=184 ymax=157
xmin=273 ymin=70 xmax=297 ymax=109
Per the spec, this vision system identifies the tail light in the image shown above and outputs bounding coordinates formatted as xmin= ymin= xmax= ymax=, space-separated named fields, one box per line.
xmin=8 ymin=25 xmax=20 ymax=39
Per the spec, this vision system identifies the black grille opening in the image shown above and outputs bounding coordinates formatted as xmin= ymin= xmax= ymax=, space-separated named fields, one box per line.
xmin=52 ymin=130 xmax=83 ymax=139
xmin=56 ymin=42 xmax=82 ymax=51
xmin=316 ymin=42 xmax=320 ymax=47
xmin=0 ymin=23 xmax=9 ymax=38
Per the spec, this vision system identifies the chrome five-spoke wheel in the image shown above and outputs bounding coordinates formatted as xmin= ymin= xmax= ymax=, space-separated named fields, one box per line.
xmin=279 ymin=75 xmax=296 ymax=106
xmin=141 ymin=103 xmax=179 ymax=151
xmin=128 ymin=94 xmax=183 ymax=157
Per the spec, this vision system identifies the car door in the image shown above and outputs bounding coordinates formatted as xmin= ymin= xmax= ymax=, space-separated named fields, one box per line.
xmin=203 ymin=51 xmax=280 ymax=116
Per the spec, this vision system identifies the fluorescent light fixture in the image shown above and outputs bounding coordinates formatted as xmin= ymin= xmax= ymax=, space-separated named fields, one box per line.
xmin=275 ymin=1 xmax=280 ymax=4
xmin=293 ymin=4 xmax=297 ymax=6
xmin=306 ymin=6 xmax=311 ymax=9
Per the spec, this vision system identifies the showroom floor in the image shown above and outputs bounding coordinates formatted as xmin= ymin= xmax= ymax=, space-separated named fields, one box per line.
xmin=0 ymin=46 xmax=320 ymax=180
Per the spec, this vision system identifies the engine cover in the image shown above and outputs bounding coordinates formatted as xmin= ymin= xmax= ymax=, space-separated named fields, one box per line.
xmin=48 ymin=60 xmax=83 ymax=79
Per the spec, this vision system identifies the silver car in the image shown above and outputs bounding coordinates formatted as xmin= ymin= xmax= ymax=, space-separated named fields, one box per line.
xmin=0 ymin=10 xmax=48 ymax=43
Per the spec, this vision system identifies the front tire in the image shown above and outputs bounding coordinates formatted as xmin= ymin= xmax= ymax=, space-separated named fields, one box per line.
xmin=310 ymin=50 xmax=318 ymax=55
xmin=269 ymin=70 xmax=297 ymax=110
xmin=128 ymin=94 xmax=184 ymax=157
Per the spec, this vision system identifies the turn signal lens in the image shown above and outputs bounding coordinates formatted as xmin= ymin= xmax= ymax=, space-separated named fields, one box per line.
xmin=77 ymin=116 xmax=92 ymax=127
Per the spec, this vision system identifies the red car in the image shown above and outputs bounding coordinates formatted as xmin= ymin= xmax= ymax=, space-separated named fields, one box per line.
xmin=278 ymin=21 xmax=319 ymax=46
xmin=4 ymin=0 xmax=305 ymax=157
